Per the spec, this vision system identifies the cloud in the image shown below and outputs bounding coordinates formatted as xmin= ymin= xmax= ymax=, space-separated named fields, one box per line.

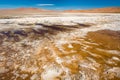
xmin=37 ymin=4 xmax=54 ymax=7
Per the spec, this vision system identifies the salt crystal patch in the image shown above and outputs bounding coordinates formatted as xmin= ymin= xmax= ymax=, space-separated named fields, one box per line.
xmin=80 ymin=63 xmax=97 ymax=70
xmin=44 ymin=47 xmax=48 ymax=49
xmin=97 ymin=48 xmax=120 ymax=55
xmin=20 ymin=65 xmax=39 ymax=73
xmin=107 ymin=67 xmax=120 ymax=78
xmin=56 ymin=57 xmax=63 ymax=64
xmin=34 ymin=25 xmax=43 ymax=29
xmin=62 ymin=22 xmax=77 ymax=25
xmin=106 ymin=59 xmax=116 ymax=65
xmin=112 ymin=57 xmax=120 ymax=61
xmin=31 ymin=74 xmax=39 ymax=80
xmin=68 ymin=44 xmax=73 ymax=48
xmin=80 ymin=60 xmax=100 ymax=71
xmin=20 ymin=74 xmax=28 ymax=79
xmin=41 ymin=68 xmax=62 ymax=80
xmin=0 ymin=67 xmax=8 ymax=73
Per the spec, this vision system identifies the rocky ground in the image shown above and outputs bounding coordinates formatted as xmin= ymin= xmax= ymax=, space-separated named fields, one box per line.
xmin=0 ymin=13 xmax=120 ymax=80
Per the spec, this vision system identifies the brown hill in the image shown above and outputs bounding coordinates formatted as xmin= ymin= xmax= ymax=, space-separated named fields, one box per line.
xmin=0 ymin=8 xmax=55 ymax=15
xmin=64 ymin=7 xmax=120 ymax=13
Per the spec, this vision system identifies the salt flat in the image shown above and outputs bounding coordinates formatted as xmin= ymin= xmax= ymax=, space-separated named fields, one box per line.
xmin=0 ymin=13 xmax=120 ymax=80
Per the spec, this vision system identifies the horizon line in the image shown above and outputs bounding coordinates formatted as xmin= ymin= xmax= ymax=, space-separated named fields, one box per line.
xmin=0 ymin=6 xmax=120 ymax=10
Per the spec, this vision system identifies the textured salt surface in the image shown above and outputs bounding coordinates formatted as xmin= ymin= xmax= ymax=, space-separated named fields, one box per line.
xmin=0 ymin=13 xmax=120 ymax=80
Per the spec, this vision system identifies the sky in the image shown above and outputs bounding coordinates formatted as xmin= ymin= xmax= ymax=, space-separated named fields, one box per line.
xmin=0 ymin=0 xmax=120 ymax=10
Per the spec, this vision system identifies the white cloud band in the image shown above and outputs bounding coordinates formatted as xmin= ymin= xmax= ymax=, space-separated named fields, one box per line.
xmin=37 ymin=4 xmax=54 ymax=6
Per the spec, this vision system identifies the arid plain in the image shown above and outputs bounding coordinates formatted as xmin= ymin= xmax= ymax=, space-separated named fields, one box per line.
xmin=0 ymin=8 xmax=120 ymax=80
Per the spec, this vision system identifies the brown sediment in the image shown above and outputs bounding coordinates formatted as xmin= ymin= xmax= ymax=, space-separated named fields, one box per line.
xmin=86 ymin=30 xmax=120 ymax=50
xmin=0 ymin=24 xmax=120 ymax=80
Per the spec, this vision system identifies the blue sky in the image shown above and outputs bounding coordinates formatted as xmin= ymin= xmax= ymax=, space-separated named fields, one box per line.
xmin=0 ymin=0 xmax=120 ymax=10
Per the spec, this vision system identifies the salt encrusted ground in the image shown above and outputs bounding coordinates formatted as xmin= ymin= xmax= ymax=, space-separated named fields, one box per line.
xmin=0 ymin=13 xmax=120 ymax=80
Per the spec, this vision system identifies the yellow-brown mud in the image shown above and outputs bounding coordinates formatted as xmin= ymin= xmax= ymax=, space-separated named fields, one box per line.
xmin=0 ymin=28 xmax=120 ymax=80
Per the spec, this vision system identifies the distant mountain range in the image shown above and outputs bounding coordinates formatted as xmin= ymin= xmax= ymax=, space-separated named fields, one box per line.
xmin=0 ymin=7 xmax=120 ymax=15
xmin=64 ymin=7 xmax=120 ymax=13
xmin=0 ymin=8 xmax=54 ymax=15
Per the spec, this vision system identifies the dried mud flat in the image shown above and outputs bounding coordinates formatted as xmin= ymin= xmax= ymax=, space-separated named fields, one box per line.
xmin=0 ymin=13 xmax=120 ymax=80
